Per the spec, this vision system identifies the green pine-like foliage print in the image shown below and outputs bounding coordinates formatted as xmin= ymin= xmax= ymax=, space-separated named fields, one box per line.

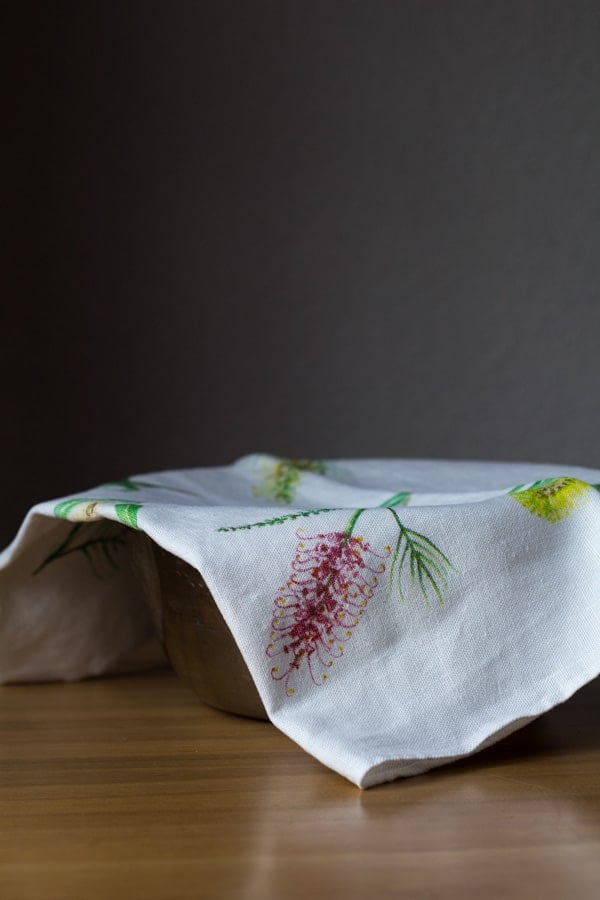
xmin=33 ymin=522 xmax=129 ymax=577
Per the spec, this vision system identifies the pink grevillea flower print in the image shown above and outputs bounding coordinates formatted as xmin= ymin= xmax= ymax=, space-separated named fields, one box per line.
xmin=217 ymin=493 xmax=454 ymax=699
xmin=267 ymin=528 xmax=390 ymax=695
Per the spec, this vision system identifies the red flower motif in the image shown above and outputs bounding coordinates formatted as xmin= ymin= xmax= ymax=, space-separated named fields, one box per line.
xmin=267 ymin=529 xmax=389 ymax=695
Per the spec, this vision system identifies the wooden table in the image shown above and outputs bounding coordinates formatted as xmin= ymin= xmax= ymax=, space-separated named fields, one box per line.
xmin=1 ymin=667 xmax=599 ymax=899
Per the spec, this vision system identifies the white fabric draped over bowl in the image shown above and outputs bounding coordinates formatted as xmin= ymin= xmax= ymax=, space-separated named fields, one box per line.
xmin=2 ymin=455 xmax=600 ymax=788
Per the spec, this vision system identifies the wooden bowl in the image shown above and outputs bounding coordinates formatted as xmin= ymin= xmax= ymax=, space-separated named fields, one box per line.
xmin=152 ymin=544 xmax=267 ymax=720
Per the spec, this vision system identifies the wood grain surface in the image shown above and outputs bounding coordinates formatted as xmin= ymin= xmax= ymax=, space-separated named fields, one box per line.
xmin=1 ymin=667 xmax=599 ymax=899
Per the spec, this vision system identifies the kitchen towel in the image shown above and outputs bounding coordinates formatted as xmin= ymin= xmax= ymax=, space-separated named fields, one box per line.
xmin=1 ymin=454 xmax=600 ymax=788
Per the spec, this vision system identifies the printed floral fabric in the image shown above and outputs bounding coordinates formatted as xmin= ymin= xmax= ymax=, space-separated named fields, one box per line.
xmin=1 ymin=455 xmax=600 ymax=787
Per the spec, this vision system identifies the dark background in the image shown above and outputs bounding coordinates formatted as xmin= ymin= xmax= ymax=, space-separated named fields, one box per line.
xmin=5 ymin=1 xmax=600 ymax=546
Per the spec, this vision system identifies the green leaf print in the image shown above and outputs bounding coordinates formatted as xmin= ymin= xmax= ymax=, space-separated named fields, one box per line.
xmin=104 ymin=478 xmax=148 ymax=491
xmin=54 ymin=499 xmax=105 ymax=521
xmin=103 ymin=478 xmax=197 ymax=497
xmin=54 ymin=498 xmax=142 ymax=528
xmin=114 ymin=503 xmax=141 ymax=529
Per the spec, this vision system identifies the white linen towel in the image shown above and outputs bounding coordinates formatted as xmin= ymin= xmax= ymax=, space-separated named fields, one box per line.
xmin=1 ymin=454 xmax=599 ymax=787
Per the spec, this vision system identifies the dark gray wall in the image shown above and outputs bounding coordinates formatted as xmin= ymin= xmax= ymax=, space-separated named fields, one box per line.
xmin=5 ymin=1 xmax=600 ymax=546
